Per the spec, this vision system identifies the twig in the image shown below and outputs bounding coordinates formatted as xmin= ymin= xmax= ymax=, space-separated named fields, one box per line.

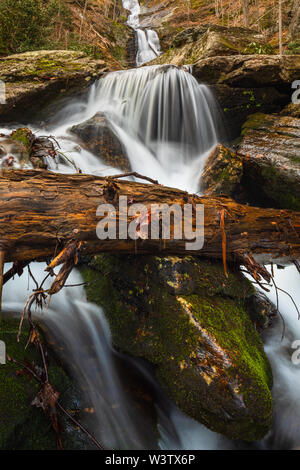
xmin=293 ymin=260 xmax=300 ymax=275
xmin=57 ymin=151 xmax=81 ymax=174
xmin=7 ymin=355 xmax=104 ymax=450
xmin=3 ymin=261 xmax=30 ymax=285
xmin=109 ymin=172 xmax=159 ymax=185
xmin=270 ymin=273 xmax=286 ymax=341
xmin=57 ymin=403 xmax=104 ymax=450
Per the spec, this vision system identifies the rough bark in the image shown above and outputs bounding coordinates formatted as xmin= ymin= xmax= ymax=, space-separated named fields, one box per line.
xmin=0 ymin=170 xmax=299 ymax=265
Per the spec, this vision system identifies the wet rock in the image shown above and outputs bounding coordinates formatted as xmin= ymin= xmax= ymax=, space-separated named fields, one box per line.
xmin=81 ymin=254 xmax=273 ymax=441
xmin=201 ymin=144 xmax=243 ymax=196
xmin=193 ymin=54 xmax=300 ymax=89
xmin=0 ymin=129 xmax=56 ymax=169
xmin=0 ymin=316 xmax=93 ymax=450
xmin=151 ymin=25 xmax=267 ymax=66
xmin=70 ymin=113 xmax=130 ymax=171
xmin=192 ymin=55 xmax=300 ymax=138
xmin=0 ymin=51 xmax=108 ymax=123
xmin=237 ymin=113 xmax=300 ymax=210
xmin=246 ymin=291 xmax=277 ymax=332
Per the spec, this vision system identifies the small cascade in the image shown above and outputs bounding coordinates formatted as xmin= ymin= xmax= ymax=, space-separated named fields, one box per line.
xmin=1 ymin=0 xmax=299 ymax=453
xmin=50 ymin=65 xmax=221 ymax=191
xmin=122 ymin=0 xmax=161 ymax=66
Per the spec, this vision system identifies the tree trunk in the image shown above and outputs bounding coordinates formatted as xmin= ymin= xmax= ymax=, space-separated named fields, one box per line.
xmin=0 ymin=170 xmax=299 ymax=265
xmin=242 ymin=0 xmax=249 ymax=27
xmin=279 ymin=0 xmax=283 ymax=56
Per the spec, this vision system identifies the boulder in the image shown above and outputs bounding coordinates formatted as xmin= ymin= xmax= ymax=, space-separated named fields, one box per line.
xmin=193 ymin=55 xmax=300 ymax=138
xmin=237 ymin=113 xmax=300 ymax=210
xmin=70 ymin=113 xmax=130 ymax=171
xmin=0 ymin=50 xmax=108 ymax=123
xmin=193 ymin=55 xmax=300 ymax=89
xmin=201 ymin=144 xmax=243 ymax=197
xmin=150 ymin=25 xmax=268 ymax=66
xmin=245 ymin=291 xmax=277 ymax=332
xmin=81 ymin=254 xmax=273 ymax=441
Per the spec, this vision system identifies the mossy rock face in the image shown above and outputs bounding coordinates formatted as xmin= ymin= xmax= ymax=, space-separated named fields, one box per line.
xmin=81 ymin=254 xmax=273 ymax=441
xmin=0 ymin=50 xmax=108 ymax=123
xmin=201 ymin=144 xmax=243 ymax=197
xmin=238 ymin=112 xmax=300 ymax=210
xmin=0 ymin=316 xmax=92 ymax=450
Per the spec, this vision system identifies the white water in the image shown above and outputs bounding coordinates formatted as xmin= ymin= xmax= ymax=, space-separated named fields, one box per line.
xmin=1 ymin=0 xmax=300 ymax=452
xmin=122 ymin=0 xmax=161 ymax=66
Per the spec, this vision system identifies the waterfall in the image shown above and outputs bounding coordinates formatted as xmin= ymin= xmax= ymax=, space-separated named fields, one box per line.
xmin=122 ymin=0 xmax=161 ymax=66
xmin=1 ymin=0 xmax=300 ymax=452
xmin=46 ymin=65 xmax=221 ymax=191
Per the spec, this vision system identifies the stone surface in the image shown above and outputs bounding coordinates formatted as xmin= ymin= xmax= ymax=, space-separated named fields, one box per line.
xmin=150 ymin=25 xmax=267 ymax=66
xmin=0 ymin=50 xmax=108 ymax=123
xmin=193 ymin=55 xmax=300 ymax=138
xmin=237 ymin=112 xmax=300 ymax=210
xmin=201 ymin=144 xmax=243 ymax=196
xmin=246 ymin=291 xmax=277 ymax=332
xmin=193 ymin=54 xmax=300 ymax=88
xmin=81 ymin=254 xmax=273 ymax=441
xmin=70 ymin=112 xmax=130 ymax=171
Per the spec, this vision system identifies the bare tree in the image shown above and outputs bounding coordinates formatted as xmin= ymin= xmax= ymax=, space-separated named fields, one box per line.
xmin=79 ymin=0 xmax=89 ymax=41
xmin=187 ymin=0 xmax=191 ymax=20
xmin=242 ymin=0 xmax=249 ymax=27
xmin=279 ymin=0 xmax=283 ymax=55
xmin=215 ymin=0 xmax=220 ymax=18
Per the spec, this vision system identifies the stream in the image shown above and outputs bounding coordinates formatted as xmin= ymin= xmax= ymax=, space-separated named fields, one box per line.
xmin=1 ymin=0 xmax=300 ymax=450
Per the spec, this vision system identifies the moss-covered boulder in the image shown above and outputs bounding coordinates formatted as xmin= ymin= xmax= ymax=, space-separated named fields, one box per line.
xmin=70 ymin=112 xmax=130 ymax=171
xmin=0 ymin=50 xmax=108 ymax=123
xmin=0 ymin=316 xmax=92 ymax=450
xmin=201 ymin=144 xmax=243 ymax=197
xmin=237 ymin=112 xmax=300 ymax=210
xmin=81 ymin=254 xmax=273 ymax=441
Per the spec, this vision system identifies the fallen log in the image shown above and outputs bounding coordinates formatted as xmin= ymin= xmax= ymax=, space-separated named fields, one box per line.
xmin=0 ymin=169 xmax=299 ymax=266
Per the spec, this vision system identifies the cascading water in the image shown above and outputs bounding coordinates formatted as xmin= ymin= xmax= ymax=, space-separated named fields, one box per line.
xmin=1 ymin=0 xmax=300 ymax=452
xmin=122 ymin=0 xmax=161 ymax=66
xmin=42 ymin=65 xmax=221 ymax=192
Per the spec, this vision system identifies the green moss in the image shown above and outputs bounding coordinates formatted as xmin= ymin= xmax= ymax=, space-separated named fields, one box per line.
xmin=10 ymin=128 xmax=33 ymax=152
xmin=261 ymin=166 xmax=300 ymax=210
xmin=81 ymin=254 xmax=273 ymax=441
xmin=241 ymin=112 xmax=267 ymax=135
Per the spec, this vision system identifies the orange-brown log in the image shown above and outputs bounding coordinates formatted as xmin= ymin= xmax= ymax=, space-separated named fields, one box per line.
xmin=0 ymin=169 xmax=299 ymax=265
